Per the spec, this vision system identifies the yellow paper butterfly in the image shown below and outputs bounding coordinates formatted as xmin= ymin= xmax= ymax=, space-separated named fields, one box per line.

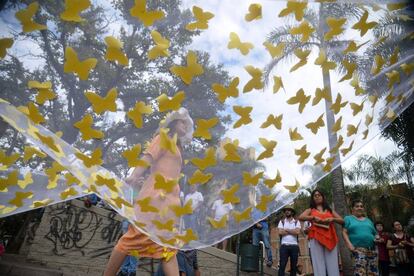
xmin=221 ymin=184 xmax=240 ymax=204
xmin=211 ymin=77 xmax=239 ymax=103
xmin=243 ymin=171 xmax=264 ymax=186
xmin=305 ymin=114 xmax=325 ymax=134
xmin=186 ymin=6 xmax=214 ymax=31
xmin=233 ymin=105 xmax=253 ymax=128
xmin=15 ymin=2 xmax=47 ymax=33
xmin=127 ymin=101 xmax=153 ymax=128
xmin=365 ymin=113 xmax=373 ymax=127
xmin=343 ymin=40 xmax=369 ymax=54
xmin=295 ymin=145 xmax=310 ymax=164
xmin=324 ymin=17 xmax=346 ymax=40
xmin=191 ymin=147 xmax=217 ymax=171
xmin=228 ymin=32 xmax=254 ymax=55
xmin=170 ymin=200 xmax=193 ymax=217
xmin=284 ymin=179 xmax=300 ymax=193
xmin=188 ymin=169 xmax=213 ymax=185
xmin=278 ymin=1 xmax=307 ymax=21
xmin=289 ymin=127 xmax=303 ymax=141
xmin=245 ymin=4 xmax=262 ymax=22
xmin=314 ymin=49 xmax=336 ymax=71
xmin=95 ymin=175 xmax=118 ymax=192
xmin=170 ymin=51 xmax=204 ymax=85
xmin=176 ymin=229 xmax=198 ymax=244
xmin=122 ymin=144 xmax=149 ymax=168
xmin=112 ymin=196 xmax=133 ymax=208
xmin=243 ymin=66 xmax=263 ymax=93
xmin=347 ymin=122 xmax=360 ymax=137
xmin=0 ymin=170 xmax=18 ymax=191
xmin=193 ymin=117 xmax=219 ymax=140
xmin=256 ymin=194 xmax=276 ymax=212
xmin=287 ymin=88 xmax=310 ymax=113
xmin=159 ymin=128 xmax=178 ymax=155
xmin=64 ymin=47 xmax=97 ymax=80
xmin=263 ymin=42 xmax=285 ymax=59
xmin=19 ymin=170 xmax=39 ymax=189
xmin=137 ymin=197 xmax=159 ymax=213
xmin=75 ymin=148 xmax=103 ymax=168
xmin=339 ymin=60 xmax=357 ymax=82
xmin=27 ymin=102 xmax=45 ymax=124
xmin=0 ymin=38 xmax=13 ymax=59
xmin=73 ymin=114 xmax=104 ymax=140
xmin=352 ymin=10 xmax=377 ymax=37
xmin=60 ymin=187 xmax=78 ymax=200
xmin=32 ymin=199 xmax=54 ymax=208
xmin=341 ymin=141 xmax=354 ymax=157
xmin=350 ymin=102 xmax=364 ymax=116
xmin=60 ymin=0 xmax=91 ymax=22
xmin=313 ymin=147 xmax=326 ymax=166
xmin=233 ymin=207 xmax=253 ymax=223
xmin=257 ymin=138 xmax=277 ymax=161
xmin=64 ymin=173 xmax=80 ymax=187
xmin=400 ymin=63 xmax=414 ymax=76
xmin=130 ymin=0 xmax=165 ymax=26
xmin=386 ymin=70 xmax=400 ymax=89
xmin=331 ymin=116 xmax=343 ymax=133
xmin=290 ymin=49 xmax=311 ymax=72
xmin=148 ymin=31 xmax=170 ymax=60
xmin=371 ymin=55 xmax=385 ymax=75
xmin=330 ymin=135 xmax=344 ymax=154
xmin=23 ymin=146 xmax=46 ymax=162
xmin=264 ymin=170 xmax=282 ymax=188
xmin=36 ymin=88 xmax=56 ymax=105
xmin=208 ymin=215 xmax=228 ymax=229
xmin=223 ymin=140 xmax=241 ymax=163
xmin=35 ymin=132 xmax=61 ymax=153
xmin=0 ymin=150 xmax=19 ymax=167
xmin=312 ymin=88 xmax=332 ymax=106
xmin=105 ymin=36 xmax=128 ymax=66
xmin=330 ymin=93 xmax=348 ymax=114
xmin=9 ymin=191 xmax=33 ymax=207
xmin=154 ymin=174 xmax=178 ymax=193
xmin=261 ymin=114 xmax=283 ymax=130
xmin=289 ymin=21 xmax=315 ymax=43
xmin=273 ymin=76 xmax=285 ymax=93
xmin=85 ymin=88 xmax=118 ymax=114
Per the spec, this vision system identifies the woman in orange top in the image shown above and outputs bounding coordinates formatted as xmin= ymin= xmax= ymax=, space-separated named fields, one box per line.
xmin=298 ymin=189 xmax=344 ymax=276
xmin=104 ymin=108 xmax=194 ymax=276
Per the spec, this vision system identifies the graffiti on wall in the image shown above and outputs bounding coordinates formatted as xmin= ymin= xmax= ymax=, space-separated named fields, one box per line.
xmin=44 ymin=201 xmax=123 ymax=258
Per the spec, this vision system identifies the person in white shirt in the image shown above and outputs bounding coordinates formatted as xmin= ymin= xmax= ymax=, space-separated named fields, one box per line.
xmin=183 ymin=184 xmax=204 ymax=230
xmin=211 ymin=199 xmax=233 ymax=250
xmin=278 ymin=206 xmax=301 ymax=276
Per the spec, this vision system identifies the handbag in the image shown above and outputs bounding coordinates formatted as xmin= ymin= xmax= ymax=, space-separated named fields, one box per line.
xmin=394 ymin=248 xmax=409 ymax=264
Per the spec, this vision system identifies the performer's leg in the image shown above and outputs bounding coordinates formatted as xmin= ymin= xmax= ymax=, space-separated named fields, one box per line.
xmin=161 ymin=255 xmax=179 ymax=276
xmin=104 ymin=249 xmax=127 ymax=276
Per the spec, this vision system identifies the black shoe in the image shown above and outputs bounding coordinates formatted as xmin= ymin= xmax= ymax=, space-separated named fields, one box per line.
xmin=266 ymin=260 xmax=273 ymax=267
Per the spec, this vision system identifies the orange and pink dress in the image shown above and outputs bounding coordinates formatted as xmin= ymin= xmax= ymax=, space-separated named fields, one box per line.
xmin=115 ymin=134 xmax=182 ymax=259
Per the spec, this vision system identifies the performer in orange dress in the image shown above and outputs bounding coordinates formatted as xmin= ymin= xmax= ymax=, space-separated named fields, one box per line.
xmin=104 ymin=108 xmax=194 ymax=276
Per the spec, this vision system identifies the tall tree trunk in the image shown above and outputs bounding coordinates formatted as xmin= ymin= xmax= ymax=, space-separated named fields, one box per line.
xmin=321 ymin=67 xmax=353 ymax=275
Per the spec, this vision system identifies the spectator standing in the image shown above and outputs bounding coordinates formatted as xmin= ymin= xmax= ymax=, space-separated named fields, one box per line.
xmin=278 ymin=206 xmax=300 ymax=276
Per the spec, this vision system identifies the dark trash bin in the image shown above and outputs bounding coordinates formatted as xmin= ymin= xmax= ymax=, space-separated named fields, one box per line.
xmin=240 ymin=244 xmax=261 ymax=272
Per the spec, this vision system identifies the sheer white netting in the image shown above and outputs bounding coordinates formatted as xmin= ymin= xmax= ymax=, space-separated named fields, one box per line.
xmin=0 ymin=0 xmax=413 ymax=249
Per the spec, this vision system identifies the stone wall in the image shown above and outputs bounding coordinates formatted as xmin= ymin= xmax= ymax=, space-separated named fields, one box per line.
xmin=26 ymin=199 xmax=124 ymax=276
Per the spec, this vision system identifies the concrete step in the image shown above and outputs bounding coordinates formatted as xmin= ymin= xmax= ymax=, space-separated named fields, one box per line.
xmin=0 ymin=254 xmax=63 ymax=276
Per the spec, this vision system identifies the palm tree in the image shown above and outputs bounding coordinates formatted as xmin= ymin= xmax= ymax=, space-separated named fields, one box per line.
xmin=344 ymin=151 xmax=414 ymax=228
xmin=263 ymin=3 xmax=364 ymax=273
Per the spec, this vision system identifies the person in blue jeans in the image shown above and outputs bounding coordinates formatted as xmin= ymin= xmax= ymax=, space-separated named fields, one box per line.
xmin=117 ymin=220 xmax=138 ymax=276
xmin=252 ymin=208 xmax=273 ymax=267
